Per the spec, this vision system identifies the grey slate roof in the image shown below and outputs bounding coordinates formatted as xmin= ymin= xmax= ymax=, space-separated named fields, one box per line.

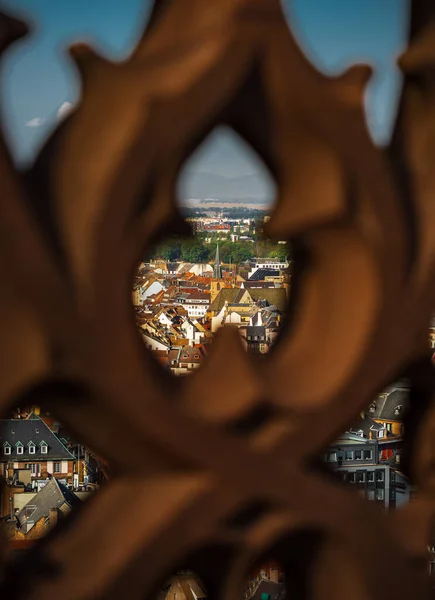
xmin=247 ymin=326 xmax=266 ymax=340
xmin=248 ymin=269 xmax=280 ymax=281
xmin=17 ymin=478 xmax=81 ymax=533
xmin=0 ymin=417 xmax=76 ymax=461
xmin=349 ymin=414 xmax=383 ymax=437
xmin=209 ymin=288 xmax=246 ymax=312
xmin=368 ymin=387 xmax=409 ymax=422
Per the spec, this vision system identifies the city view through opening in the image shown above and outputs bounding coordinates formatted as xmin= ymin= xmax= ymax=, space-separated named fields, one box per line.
xmin=2 ymin=0 xmax=435 ymax=596
xmin=134 ymin=128 xmax=289 ymax=372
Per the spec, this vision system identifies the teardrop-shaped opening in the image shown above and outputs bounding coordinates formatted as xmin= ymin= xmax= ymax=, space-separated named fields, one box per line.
xmin=0 ymin=382 xmax=108 ymax=566
xmin=323 ymin=380 xmax=411 ymax=509
xmin=133 ymin=127 xmax=292 ymax=376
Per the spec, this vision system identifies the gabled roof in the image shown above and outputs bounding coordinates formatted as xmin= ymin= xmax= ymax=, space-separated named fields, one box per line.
xmin=369 ymin=387 xmax=409 ymax=422
xmin=209 ymin=288 xmax=249 ymax=312
xmin=17 ymin=478 xmax=81 ymax=533
xmin=0 ymin=417 xmax=75 ymax=461
xmin=349 ymin=414 xmax=383 ymax=437
xmin=249 ymin=288 xmax=287 ymax=312
xmin=179 ymin=346 xmax=206 ymax=364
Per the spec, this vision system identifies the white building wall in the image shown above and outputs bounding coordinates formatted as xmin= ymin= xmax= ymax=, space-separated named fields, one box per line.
xmin=140 ymin=281 xmax=164 ymax=301
xmin=185 ymin=304 xmax=209 ymax=317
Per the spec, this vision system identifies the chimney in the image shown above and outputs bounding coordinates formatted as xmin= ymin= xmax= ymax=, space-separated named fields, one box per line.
xmin=49 ymin=507 xmax=58 ymax=529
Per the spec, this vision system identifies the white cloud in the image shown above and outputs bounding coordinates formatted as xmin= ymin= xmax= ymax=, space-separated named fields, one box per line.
xmin=57 ymin=101 xmax=74 ymax=121
xmin=26 ymin=117 xmax=44 ymax=127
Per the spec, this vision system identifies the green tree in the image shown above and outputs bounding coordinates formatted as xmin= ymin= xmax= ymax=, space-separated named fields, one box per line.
xmin=269 ymin=246 xmax=289 ymax=262
xmin=153 ymin=241 xmax=180 ymax=261
xmin=181 ymin=240 xmax=209 ymax=263
xmin=218 ymin=243 xmax=232 ymax=263
xmin=228 ymin=242 xmax=254 ymax=264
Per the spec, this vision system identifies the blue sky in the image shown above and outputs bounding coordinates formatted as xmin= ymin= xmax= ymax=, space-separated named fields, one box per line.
xmin=0 ymin=0 xmax=408 ymax=179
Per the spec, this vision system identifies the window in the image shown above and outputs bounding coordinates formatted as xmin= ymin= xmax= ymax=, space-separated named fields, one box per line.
xmin=30 ymin=463 xmax=37 ymax=475
xmin=377 ymin=430 xmax=385 ymax=438
xmin=367 ymin=471 xmax=375 ymax=482
xmin=23 ymin=505 xmax=36 ymax=520
xmin=356 ymin=471 xmax=365 ymax=483
xmin=345 ymin=451 xmax=353 ymax=460
xmin=367 ymin=489 xmax=375 ymax=500
xmin=326 ymin=452 xmax=337 ymax=463
xmin=354 ymin=450 xmax=362 ymax=460
xmin=54 ymin=462 xmax=61 ymax=473
xmin=375 ymin=489 xmax=384 ymax=501
xmin=376 ymin=470 xmax=384 ymax=482
xmin=386 ymin=423 xmax=393 ymax=432
xmin=347 ymin=472 xmax=356 ymax=483
xmin=3 ymin=444 xmax=11 ymax=455
xmin=29 ymin=444 xmax=35 ymax=455
xmin=363 ymin=450 xmax=372 ymax=460
xmin=17 ymin=445 xmax=23 ymax=455
xmin=390 ymin=470 xmax=396 ymax=482
xmin=40 ymin=442 xmax=48 ymax=454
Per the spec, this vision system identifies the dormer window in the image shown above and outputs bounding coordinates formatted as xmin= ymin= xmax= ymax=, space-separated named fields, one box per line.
xmin=35 ymin=429 xmax=39 ymax=434
xmin=394 ymin=405 xmax=403 ymax=416
xmin=3 ymin=442 xmax=11 ymax=455
xmin=40 ymin=441 xmax=48 ymax=454
xmin=28 ymin=441 xmax=35 ymax=455
xmin=16 ymin=442 xmax=23 ymax=455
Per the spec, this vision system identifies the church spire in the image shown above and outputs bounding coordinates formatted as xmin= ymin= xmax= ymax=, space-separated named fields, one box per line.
xmin=213 ymin=243 xmax=222 ymax=279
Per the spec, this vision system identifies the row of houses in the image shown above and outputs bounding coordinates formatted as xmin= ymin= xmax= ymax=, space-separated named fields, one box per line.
xmin=132 ymin=252 xmax=291 ymax=372
xmin=0 ymin=411 xmax=106 ymax=549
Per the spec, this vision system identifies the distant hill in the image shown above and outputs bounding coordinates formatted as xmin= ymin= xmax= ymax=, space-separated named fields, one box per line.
xmin=177 ymin=171 xmax=276 ymax=204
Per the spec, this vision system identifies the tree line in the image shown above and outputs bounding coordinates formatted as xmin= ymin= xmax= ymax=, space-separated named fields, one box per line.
xmin=147 ymin=236 xmax=289 ymax=264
